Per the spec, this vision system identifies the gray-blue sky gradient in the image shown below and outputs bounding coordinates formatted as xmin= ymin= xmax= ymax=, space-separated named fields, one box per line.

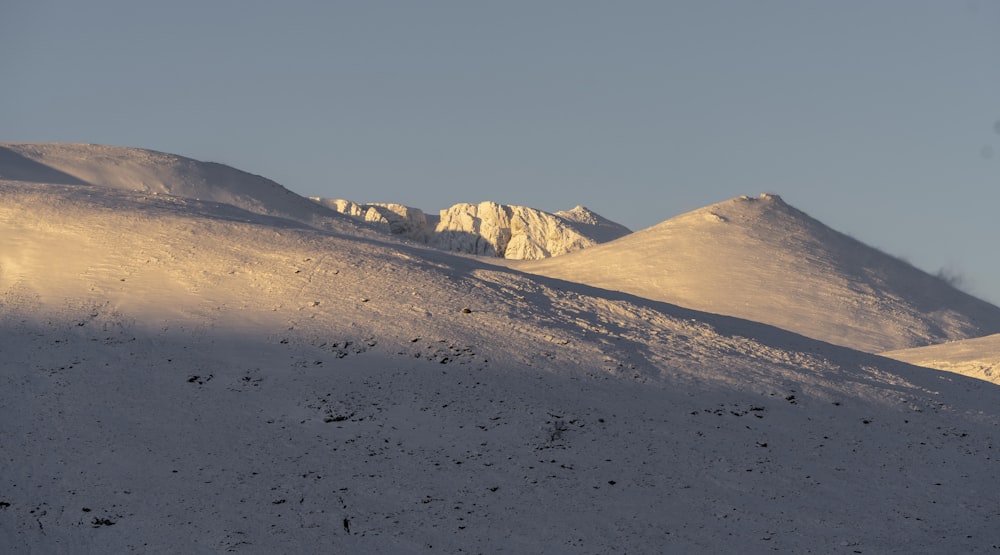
xmin=3 ymin=1 xmax=998 ymax=302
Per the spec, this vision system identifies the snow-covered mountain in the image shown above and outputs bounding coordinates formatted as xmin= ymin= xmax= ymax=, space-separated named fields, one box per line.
xmin=516 ymin=193 xmax=1000 ymax=353
xmin=884 ymin=333 xmax=1000 ymax=384
xmin=0 ymin=143 xmax=361 ymax=234
xmin=315 ymin=198 xmax=631 ymax=260
xmin=3 ymin=146 xmax=1000 ymax=553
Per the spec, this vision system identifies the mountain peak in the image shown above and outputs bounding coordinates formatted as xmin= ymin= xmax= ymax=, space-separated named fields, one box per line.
xmin=705 ymin=192 xmax=789 ymax=216
xmin=555 ymin=205 xmax=598 ymax=222
xmin=748 ymin=192 xmax=784 ymax=203
xmin=555 ymin=205 xmax=632 ymax=243
xmin=520 ymin=193 xmax=1000 ymax=352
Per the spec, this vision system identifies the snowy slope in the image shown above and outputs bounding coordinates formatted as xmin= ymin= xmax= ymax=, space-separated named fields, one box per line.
xmin=0 ymin=143 xmax=361 ymax=234
xmin=516 ymin=193 xmax=1000 ymax=353
xmin=3 ymin=176 xmax=1000 ymax=553
xmin=315 ymin=198 xmax=631 ymax=260
xmin=884 ymin=334 xmax=1000 ymax=384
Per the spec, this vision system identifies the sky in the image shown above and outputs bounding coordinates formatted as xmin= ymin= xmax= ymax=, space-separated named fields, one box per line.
xmin=2 ymin=1 xmax=999 ymax=303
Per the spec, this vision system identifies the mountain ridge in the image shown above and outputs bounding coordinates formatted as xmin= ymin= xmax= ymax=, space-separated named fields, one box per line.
xmin=0 ymin=142 xmax=364 ymax=234
xmin=516 ymin=193 xmax=1000 ymax=353
xmin=313 ymin=197 xmax=632 ymax=260
xmin=4 ymin=146 xmax=1000 ymax=552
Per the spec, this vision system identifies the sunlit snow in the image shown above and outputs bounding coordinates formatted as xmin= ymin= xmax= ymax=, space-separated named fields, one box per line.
xmin=2 ymin=143 xmax=999 ymax=553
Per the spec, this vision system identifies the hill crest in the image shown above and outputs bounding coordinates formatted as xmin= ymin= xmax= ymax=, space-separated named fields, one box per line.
xmin=0 ymin=142 xmax=360 ymax=233
xmin=517 ymin=193 xmax=1000 ymax=352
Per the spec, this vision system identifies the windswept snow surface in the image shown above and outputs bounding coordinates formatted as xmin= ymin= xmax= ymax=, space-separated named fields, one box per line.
xmin=516 ymin=193 xmax=1000 ymax=353
xmin=2 ymin=157 xmax=1000 ymax=553
xmin=885 ymin=334 xmax=1000 ymax=385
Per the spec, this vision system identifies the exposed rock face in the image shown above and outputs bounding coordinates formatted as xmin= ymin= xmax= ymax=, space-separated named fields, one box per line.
xmin=314 ymin=198 xmax=631 ymax=260
xmin=311 ymin=199 xmax=430 ymax=242
xmin=432 ymin=202 xmax=513 ymax=257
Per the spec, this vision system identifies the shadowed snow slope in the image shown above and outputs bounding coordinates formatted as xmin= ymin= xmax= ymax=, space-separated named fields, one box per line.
xmin=3 ymin=179 xmax=1000 ymax=553
xmin=885 ymin=334 xmax=1000 ymax=385
xmin=0 ymin=142 xmax=361 ymax=234
xmin=516 ymin=193 xmax=1000 ymax=353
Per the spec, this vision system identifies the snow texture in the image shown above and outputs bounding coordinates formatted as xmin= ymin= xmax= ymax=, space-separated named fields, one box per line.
xmin=2 ymin=145 xmax=1000 ymax=554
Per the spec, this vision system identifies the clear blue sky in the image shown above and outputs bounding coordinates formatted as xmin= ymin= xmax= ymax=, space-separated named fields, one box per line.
xmin=3 ymin=1 xmax=999 ymax=303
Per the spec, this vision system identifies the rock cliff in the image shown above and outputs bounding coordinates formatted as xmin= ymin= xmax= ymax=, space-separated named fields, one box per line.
xmin=313 ymin=198 xmax=631 ymax=260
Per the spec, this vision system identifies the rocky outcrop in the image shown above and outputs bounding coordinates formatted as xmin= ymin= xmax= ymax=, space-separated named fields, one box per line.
xmin=433 ymin=201 xmax=602 ymax=259
xmin=314 ymin=198 xmax=631 ymax=260
xmin=431 ymin=202 xmax=513 ymax=257
xmin=311 ymin=199 xmax=431 ymax=242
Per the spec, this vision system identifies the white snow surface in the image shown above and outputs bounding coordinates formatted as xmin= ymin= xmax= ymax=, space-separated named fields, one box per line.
xmin=885 ymin=334 xmax=1000 ymax=385
xmin=2 ymin=148 xmax=1000 ymax=553
xmin=516 ymin=193 xmax=1000 ymax=353
xmin=315 ymin=197 xmax=631 ymax=260
xmin=0 ymin=142 xmax=363 ymax=234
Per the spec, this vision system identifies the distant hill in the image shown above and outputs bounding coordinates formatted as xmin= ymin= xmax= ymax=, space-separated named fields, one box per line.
xmin=0 ymin=142 xmax=360 ymax=233
xmin=516 ymin=193 xmax=1000 ymax=353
